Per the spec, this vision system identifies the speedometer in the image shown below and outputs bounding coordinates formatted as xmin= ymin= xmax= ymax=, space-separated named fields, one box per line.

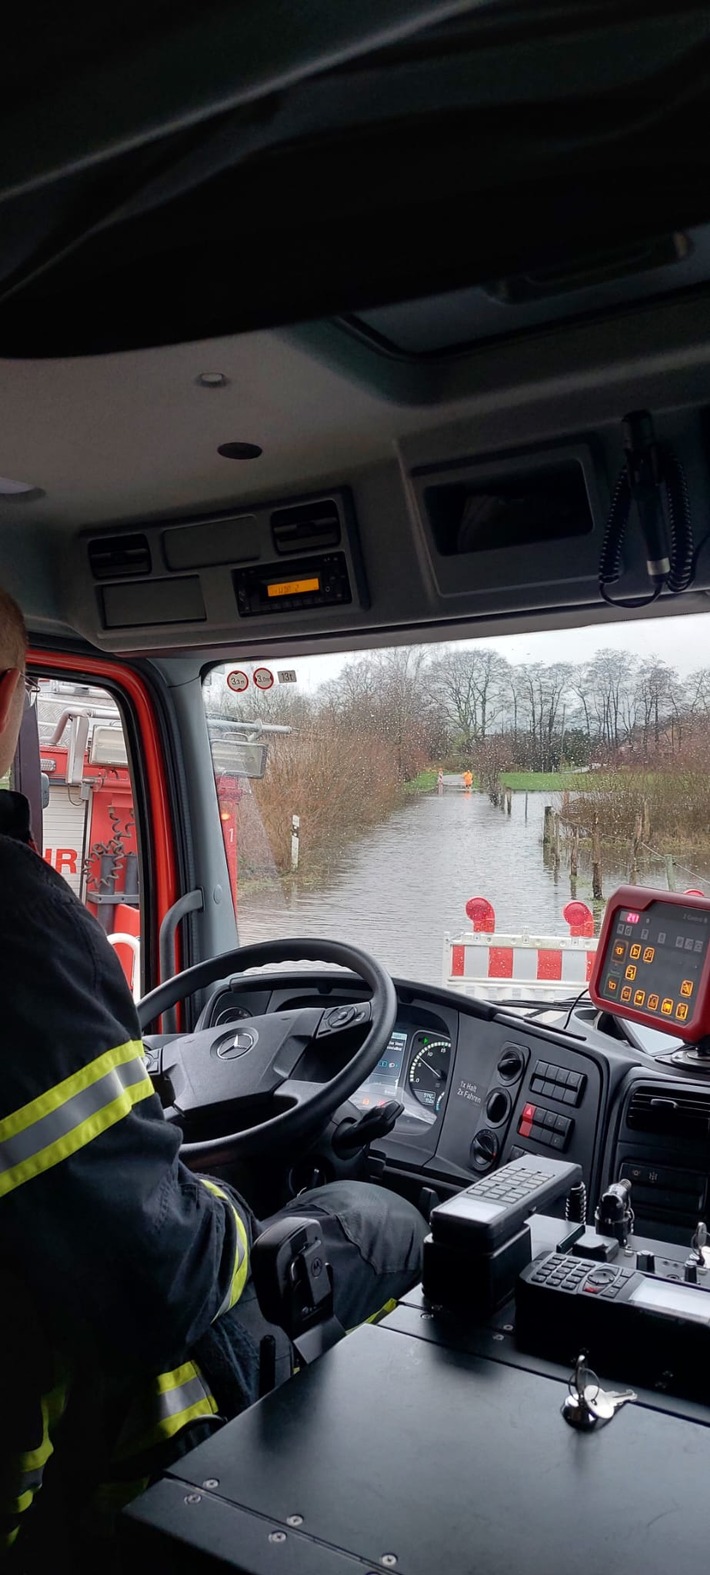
xmin=408 ymin=1032 xmax=451 ymax=1114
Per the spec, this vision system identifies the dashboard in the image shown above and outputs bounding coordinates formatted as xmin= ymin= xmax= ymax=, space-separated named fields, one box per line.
xmin=351 ymin=1025 xmax=451 ymax=1123
xmin=175 ymin=970 xmax=710 ymax=1251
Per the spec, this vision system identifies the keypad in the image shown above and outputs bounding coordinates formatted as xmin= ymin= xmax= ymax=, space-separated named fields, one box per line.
xmin=466 ymin=1166 xmax=553 ymax=1204
xmin=528 ymin=1253 xmax=635 ymax=1297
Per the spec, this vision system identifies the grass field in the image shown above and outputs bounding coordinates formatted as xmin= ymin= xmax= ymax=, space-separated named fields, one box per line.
xmin=499 ymin=771 xmax=595 ymax=791
xmin=405 ymin=769 xmax=439 ymax=793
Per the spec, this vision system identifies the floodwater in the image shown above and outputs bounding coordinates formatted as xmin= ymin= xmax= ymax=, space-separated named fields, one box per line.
xmin=236 ymin=790 xmax=710 ymax=988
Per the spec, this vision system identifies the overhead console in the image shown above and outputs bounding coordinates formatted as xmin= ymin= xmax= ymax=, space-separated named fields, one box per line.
xmin=69 ymin=488 xmax=369 ymax=651
xmin=65 ymin=407 xmax=710 ymax=651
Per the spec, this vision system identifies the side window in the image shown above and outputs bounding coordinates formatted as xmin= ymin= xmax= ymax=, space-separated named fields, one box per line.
xmin=31 ymin=678 xmax=141 ymax=999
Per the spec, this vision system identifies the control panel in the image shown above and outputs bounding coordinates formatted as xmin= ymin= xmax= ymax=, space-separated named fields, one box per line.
xmin=516 ymin=1245 xmax=710 ymax=1400
xmin=590 ymin=885 xmax=710 ymax=1038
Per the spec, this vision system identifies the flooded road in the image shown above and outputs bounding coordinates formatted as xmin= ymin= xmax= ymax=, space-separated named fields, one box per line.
xmin=237 ymin=791 xmax=710 ymax=988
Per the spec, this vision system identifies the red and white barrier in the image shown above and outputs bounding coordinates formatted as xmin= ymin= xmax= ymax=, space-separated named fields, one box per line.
xmin=443 ymin=897 xmax=598 ymax=1003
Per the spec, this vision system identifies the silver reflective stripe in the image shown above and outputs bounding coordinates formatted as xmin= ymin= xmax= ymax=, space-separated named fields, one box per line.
xmin=157 ymin=1375 xmax=213 ymax=1421
xmin=113 ymin=1363 xmax=217 ymax=1461
xmin=213 ymin=1226 xmax=248 ymax=1319
xmin=0 ymin=1057 xmax=148 ymax=1176
xmin=16 ymin=1467 xmax=43 ymax=1497
xmin=200 ymin=1178 xmax=250 ymax=1317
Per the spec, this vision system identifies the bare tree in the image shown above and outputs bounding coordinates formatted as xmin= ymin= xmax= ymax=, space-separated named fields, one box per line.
xmin=430 ymin=647 xmax=510 ymax=750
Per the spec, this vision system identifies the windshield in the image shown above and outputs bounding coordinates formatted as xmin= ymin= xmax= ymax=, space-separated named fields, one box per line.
xmin=202 ymin=611 xmax=710 ymax=1039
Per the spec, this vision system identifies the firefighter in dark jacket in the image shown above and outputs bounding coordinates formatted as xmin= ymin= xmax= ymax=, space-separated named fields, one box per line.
xmin=0 ymin=588 xmax=425 ymax=1561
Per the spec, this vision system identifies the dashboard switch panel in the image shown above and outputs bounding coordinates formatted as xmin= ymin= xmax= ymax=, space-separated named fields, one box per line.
xmin=517 ymin=1103 xmax=572 ymax=1151
xmin=530 ymin=1061 xmax=586 ymax=1105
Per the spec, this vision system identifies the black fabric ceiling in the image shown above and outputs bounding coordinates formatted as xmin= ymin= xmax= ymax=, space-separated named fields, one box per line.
xmin=1 ymin=0 xmax=710 ymax=355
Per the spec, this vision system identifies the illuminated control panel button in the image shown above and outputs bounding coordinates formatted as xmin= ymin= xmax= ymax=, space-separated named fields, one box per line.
xmin=661 ymin=999 xmax=674 ymax=1016
xmin=681 ymin=979 xmax=694 ymax=998
xmin=676 ymin=1003 xmax=689 ymax=1022
xmin=633 ymin=990 xmax=645 ymax=1007
xmin=613 ymin=943 xmax=626 ymax=960
xmin=630 ymin=944 xmax=642 ymax=961
xmin=620 ymin=986 xmax=632 ymax=1003
xmin=606 ymin=976 xmax=618 ymax=993
xmin=625 ymin=965 xmax=637 ymax=981
xmin=643 ymin=947 xmax=655 ymax=963
xmin=648 ymin=994 xmax=660 ymax=1011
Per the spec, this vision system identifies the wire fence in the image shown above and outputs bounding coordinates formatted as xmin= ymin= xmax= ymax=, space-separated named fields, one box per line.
xmin=639 ymin=842 xmax=708 ymax=892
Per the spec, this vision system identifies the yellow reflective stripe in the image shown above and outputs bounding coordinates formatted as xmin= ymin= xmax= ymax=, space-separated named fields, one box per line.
xmin=113 ymin=1361 xmax=218 ymax=1461
xmin=155 ymin=1362 xmax=199 ymax=1394
xmin=0 ymin=1041 xmax=146 ymax=1143
xmin=347 ymin=1298 xmax=398 ymax=1335
xmin=0 ymin=1380 xmax=68 ymax=1550
xmin=18 ymin=1380 xmax=67 ymax=1472
xmin=364 ymin=1298 xmax=398 ymax=1324
xmin=154 ymin=1394 xmax=217 ymax=1442
xmin=200 ymin=1179 xmax=249 ymax=1314
xmin=6 ymin=1490 xmax=33 ymax=1516
xmin=0 ymin=1041 xmax=152 ymax=1198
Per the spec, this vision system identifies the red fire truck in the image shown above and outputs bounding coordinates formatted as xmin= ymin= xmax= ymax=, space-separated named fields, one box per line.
xmin=39 ymin=689 xmax=288 ymax=996
xmin=40 ymin=691 xmax=141 ymax=994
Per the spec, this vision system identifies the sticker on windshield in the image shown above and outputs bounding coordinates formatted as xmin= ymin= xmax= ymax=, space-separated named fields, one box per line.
xmin=226 ymin=669 xmax=249 ymax=693
xmin=277 ymin=670 xmax=297 ymax=683
xmin=253 ymin=667 xmax=274 ymax=691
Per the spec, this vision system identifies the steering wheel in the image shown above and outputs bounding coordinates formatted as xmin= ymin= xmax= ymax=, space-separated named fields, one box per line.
xmin=138 ymin=938 xmax=397 ymax=1164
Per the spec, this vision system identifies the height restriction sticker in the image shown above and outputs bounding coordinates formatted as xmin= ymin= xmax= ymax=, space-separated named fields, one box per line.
xmin=253 ymin=667 xmax=274 ymax=691
xmin=226 ymin=669 xmax=249 ymax=693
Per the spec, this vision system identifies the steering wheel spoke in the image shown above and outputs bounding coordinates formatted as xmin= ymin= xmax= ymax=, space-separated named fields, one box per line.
xmin=138 ymin=939 xmax=396 ymax=1163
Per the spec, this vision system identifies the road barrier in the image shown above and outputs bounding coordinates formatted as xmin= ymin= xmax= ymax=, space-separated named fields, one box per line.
xmin=443 ymin=896 xmax=598 ymax=1003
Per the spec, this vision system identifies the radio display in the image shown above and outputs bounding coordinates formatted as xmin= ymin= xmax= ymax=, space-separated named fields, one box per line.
xmin=267 ymin=577 xmax=321 ymax=598
xmin=590 ymin=886 xmax=710 ymax=1039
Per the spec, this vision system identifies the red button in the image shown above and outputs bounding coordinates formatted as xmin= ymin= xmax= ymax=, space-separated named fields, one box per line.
xmin=518 ymin=1119 xmax=533 ymax=1139
xmin=522 ymin=1103 xmax=536 ymax=1123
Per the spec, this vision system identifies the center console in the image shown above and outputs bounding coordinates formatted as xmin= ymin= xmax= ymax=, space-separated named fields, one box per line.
xmin=122 ymin=1157 xmax=710 ymax=1575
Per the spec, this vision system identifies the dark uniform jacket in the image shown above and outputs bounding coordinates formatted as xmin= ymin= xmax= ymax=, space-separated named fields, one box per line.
xmin=0 ymin=792 xmax=251 ymax=1557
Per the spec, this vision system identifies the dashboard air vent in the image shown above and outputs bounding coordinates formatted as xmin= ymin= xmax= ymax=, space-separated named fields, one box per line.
xmin=271 ymin=499 xmax=341 ymax=554
xmin=89 ymin=533 xmax=151 ymax=580
xmin=627 ymin=1085 xmax=710 ymax=1137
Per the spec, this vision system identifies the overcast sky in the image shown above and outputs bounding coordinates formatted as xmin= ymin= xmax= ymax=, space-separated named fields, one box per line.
xmin=224 ymin=608 xmax=710 ymax=694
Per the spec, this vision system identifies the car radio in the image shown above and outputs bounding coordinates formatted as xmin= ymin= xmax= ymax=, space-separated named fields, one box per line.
xmin=589 ymin=885 xmax=710 ymax=1040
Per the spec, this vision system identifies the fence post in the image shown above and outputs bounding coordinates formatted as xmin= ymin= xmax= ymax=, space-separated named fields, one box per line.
xmin=552 ymin=812 xmax=561 ymax=879
xmin=665 ymin=854 xmax=675 ymax=892
xmin=591 ymin=810 xmax=603 ymax=901
xmin=630 ymin=811 xmax=643 ymax=882
xmin=506 ymin=788 xmax=512 ymax=815
xmin=291 ymin=814 xmax=300 ymax=872
xmin=543 ymin=805 xmax=554 ymax=846
xmin=525 ymin=792 xmax=529 ymax=823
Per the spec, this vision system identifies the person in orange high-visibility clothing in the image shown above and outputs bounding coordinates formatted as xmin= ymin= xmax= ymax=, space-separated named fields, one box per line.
xmin=462 ymin=769 xmax=473 ymax=790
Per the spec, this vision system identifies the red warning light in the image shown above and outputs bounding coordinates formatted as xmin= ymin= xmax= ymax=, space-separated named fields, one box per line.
xmin=625 ymin=911 xmax=640 ymax=924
